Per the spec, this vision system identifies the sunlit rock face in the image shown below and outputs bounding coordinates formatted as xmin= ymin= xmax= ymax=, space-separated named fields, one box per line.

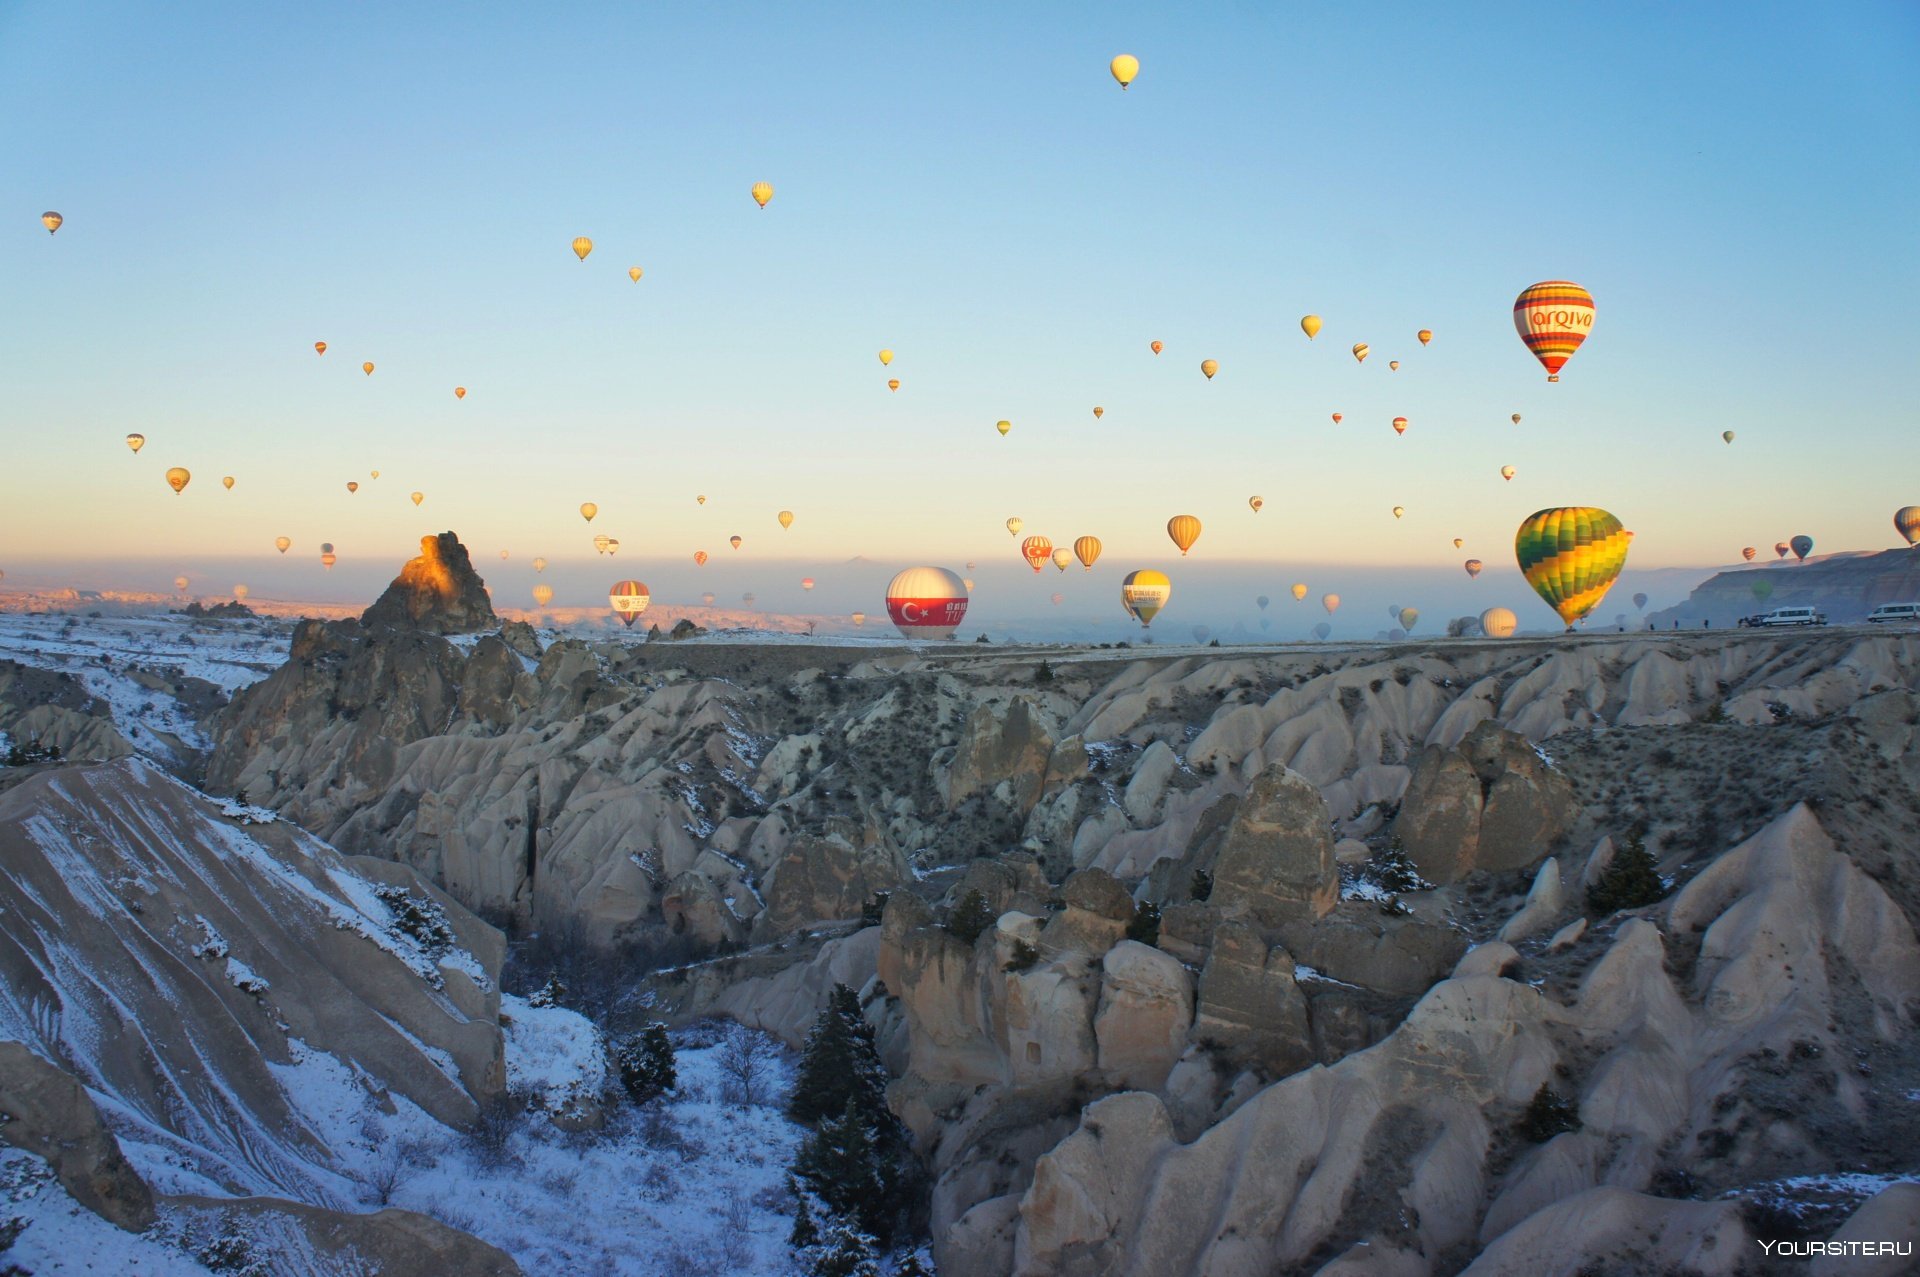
xmin=362 ymin=532 xmax=497 ymax=634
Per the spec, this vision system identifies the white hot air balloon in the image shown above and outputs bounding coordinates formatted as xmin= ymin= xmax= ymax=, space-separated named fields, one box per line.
xmin=885 ymin=566 xmax=969 ymax=640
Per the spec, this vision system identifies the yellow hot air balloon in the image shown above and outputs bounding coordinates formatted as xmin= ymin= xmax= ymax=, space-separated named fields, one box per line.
xmin=1392 ymin=417 xmax=1408 ymax=436
xmin=500 ymin=550 xmax=508 ymax=560
xmin=778 ymin=510 xmax=795 ymax=529
xmin=1301 ymin=315 xmax=1322 ymax=340
xmin=878 ymin=349 xmax=893 ymax=366
xmin=996 ymin=419 xmax=1011 ymax=436
xmin=1149 ymin=340 xmax=1163 ymax=355
xmin=1398 ymin=607 xmax=1419 ymax=633
xmin=370 ymin=469 xmax=379 ymax=479
xmin=594 ymin=535 xmax=610 ymax=556
xmin=751 ymin=182 xmax=774 ymax=209
xmin=222 ymin=475 xmax=235 ymax=490
xmin=1073 ymin=535 xmax=1102 ymax=570
xmin=1501 ymin=465 xmax=1516 ymax=481
xmin=1249 ymin=496 xmax=1263 ymax=513
xmin=274 ymin=536 xmax=291 ymax=554
xmin=1200 ymin=359 xmax=1219 ymax=379
xmin=1092 ymin=406 xmax=1104 ymax=419
xmin=1051 ymin=549 xmax=1072 ymax=572
xmin=533 ymin=583 xmax=554 ymax=608
xmin=580 ymin=502 xmax=598 ymax=522
xmin=730 ymin=535 xmax=742 ymax=549
xmin=126 ymin=433 xmax=145 ymax=455
xmin=1110 ymin=54 xmax=1139 ymax=89
xmin=1167 ymin=514 xmax=1202 ymax=556
xmin=346 ymin=481 xmax=359 ymax=493
xmin=1896 ymin=506 xmax=1920 ymax=546
xmin=852 ymin=611 xmax=866 ymax=627
xmin=963 ymin=578 xmax=975 ymax=592
xmin=41 ymin=211 xmax=62 ymax=234
xmin=1352 ymin=343 xmax=1369 ymax=364
xmin=1417 ymin=329 xmax=1433 ymax=346
xmin=455 ymin=387 xmax=467 ymax=399
xmin=572 ymin=237 xmax=593 ymax=261
xmin=1515 ymin=506 xmax=1630 ymax=626
xmin=1389 ymin=361 xmax=1400 ymax=371
xmin=629 ymin=266 xmax=643 ymax=282
xmin=1291 ymin=583 xmax=1308 ymax=601
xmin=696 ymin=494 xmax=707 ymax=505
xmin=314 ymin=341 xmax=326 ymax=356
xmin=1120 ymin=570 xmax=1171 ymax=627
xmin=1454 ymin=538 xmax=1465 ymax=549
xmin=1479 ymin=607 xmax=1518 ymax=638
xmin=411 ymin=491 xmax=425 ymax=506
xmin=165 ymin=467 xmax=190 ymax=494
xmin=606 ymin=537 xmax=620 ymax=555
xmin=888 ymin=378 xmax=901 ymax=392
xmin=362 ymin=362 xmax=374 ymax=376
xmin=1006 ymin=517 xmax=1023 ymax=537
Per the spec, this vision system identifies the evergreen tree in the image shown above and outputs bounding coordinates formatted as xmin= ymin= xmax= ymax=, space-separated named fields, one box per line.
xmin=945 ymin=889 xmax=993 ymax=944
xmin=1003 ymin=938 xmax=1040 ymax=972
xmin=787 ymin=1179 xmax=819 ymax=1251
xmin=1517 ymin=1083 xmax=1580 ymax=1143
xmin=1586 ymin=830 xmax=1667 ymax=914
xmin=616 ymin=1022 xmax=676 ymax=1105
xmin=789 ymin=984 xmax=888 ymax=1126
xmin=1125 ymin=900 xmax=1161 ymax=946
xmin=805 ymin=1217 xmax=881 ymax=1277
xmin=1189 ymin=868 xmax=1214 ymax=902
xmin=794 ymin=1099 xmax=883 ymax=1226
xmin=1370 ymin=837 xmax=1430 ymax=894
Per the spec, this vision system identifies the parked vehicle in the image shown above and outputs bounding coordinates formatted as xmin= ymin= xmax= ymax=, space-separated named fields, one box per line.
xmin=1743 ymin=605 xmax=1826 ymax=627
xmin=1867 ymin=602 xmax=1920 ymax=624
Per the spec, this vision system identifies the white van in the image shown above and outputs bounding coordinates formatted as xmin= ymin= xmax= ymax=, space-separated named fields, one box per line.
xmin=1750 ymin=606 xmax=1826 ymax=627
xmin=1867 ymin=602 xmax=1920 ymax=624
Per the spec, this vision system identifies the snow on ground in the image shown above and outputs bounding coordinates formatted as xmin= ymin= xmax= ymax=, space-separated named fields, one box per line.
xmin=1 ymin=1146 xmax=210 ymax=1276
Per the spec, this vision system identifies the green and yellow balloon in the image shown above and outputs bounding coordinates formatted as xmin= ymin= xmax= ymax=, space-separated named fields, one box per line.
xmin=1514 ymin=506 xmax=1629 ymax=627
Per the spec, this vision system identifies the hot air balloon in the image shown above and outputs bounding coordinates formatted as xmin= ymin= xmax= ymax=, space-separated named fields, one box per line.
xmin=800 ymin=577 xmax=816 ymax=591
xmin=1092 ymin=406 xmax=1104 ymax=419
xmin=1417 ymin=329 xmax=1433 ymax=346
xmin=314 ymin=341 xmax=326 ymax=356
xmin=222 ymin=475 xmax=235 ymax=490
xmin=1109 ymin=54 xmax=1139 ymax=89
xmin=1512 ymin=281 xmax=1596 ymax=381
xmin=322 ymin=542 xmax=335 ymax=554
xmin=996 ymin=420 xmax=1011 ymax=436
xmin=1632 ymin=592 xmax=1649 ymax=611
xmin=730 ymin=535 xmax=743 ymax=550
xmin=273 ymin=536 xmax=290 ymax=554
xmin=362 ymin=362 xmax=374 ymax=376
xmin=125 ymin=433 xmax=145 ymax=455
xmin=693 ymin=550 xmax=708 ymax=566
xmin=702 ymin=592 xmax=715 ymax=606
xmin=743 ymin=593 xmax=757 ymax=606
xmin=1120 ymin=570 xmax=1171 ymax=627
xmin=572 ymin=237 xmax=593 ymax=261
xmin=1150 ymin=340 xmax=1163 ymax=355
xmin=1790 ymin=534 xmax=1813 ymax=562
xmin=174 ymin=575 xmax=189 ymax=592
xmin=606 ymin=538 xmax=620 ymax=555
xmin=233 ymin=585 xmax=249 ymax=601
xmin=409 ymin=491 xmax=424 ymax=507
xmin=593 ymin=534 xmax=611 ymax=554
xmin=346 ymin=481 xmax=358 ymax=493
xmin=1896 ymin=507 xmax=1920 ymax=546
xmin=1751 ymin=578 xmax=1775 ymax=602
xmin=852 ymin=611 xmax=866 ymax=626
xmin=1256 ymin=595 xmax=1270 ymax=610
xmin=1742 ymin=547 xmax=1757 ymax=561
xmin=1301 ymin=315 xmax=1322 ymax=340
xmin=1200 ymin=359 xmax=1218 ymax=380
xmin=1331 ymin=413 xmax=1343 ymax=425
xmin=751 ymin=182 xmax=774 ymax=208
xmin=455 ymin=387 xmax=467 ymax=400
xmin=500 ymin=551 xmax=509 ymax=560
xmin=778 ymin=510 xmax=795 ymax=529
xmin=1006 ymin=517 xmax=1023 ymax=537
xmin=886 ymin=566 xmax=969 ymax=639
xmin=1073 ymin=536 xmax=1102 ymax=570
xmin=320 ymin=552 xmax=337 ymax=570
xmin=1774 ymin=542 xmax=1790 ymax=559
xmin=888 ymin=379 xmax=900 ymax=392
xmin=1479 ymin=607 xmax=1517 ymax=638
xmin=165 ymin=467 xmax=190 ymax=494
xmin=1021 ymin=536 xmax=1052 ymax=573
xmin=41 ymin=211 xmax=62 ymax=234
xmin=1392 ymin=506 xmax=1405 ymax=519
xmin=1167 ymin=515 xmax=1201 ymax=556
xmin=1465 ymin=559 xmax=1483 ymax=578
xmin=1352 ymin=343 xmax=1369 ymax=364
xmin=532 ymin=583 xmax=554 ymax=608
xmin=696 ymin=495 xmax=707 ymax=505
xmin=1322 ymin=593 xmax=1340 ymax=615
xmin=1389 ymin=361 xmax=1400 ymax=372
xmin=1051 ymin=593 xmax=1064 ymax=607
xmin=966 ymin=561 xmax=976 ymax=570
xmin=1248 ymin=496 xmax=1263 ymax=514
xmin=1291 ymin=583 xmax=1308 ymax=602
xmin=1312 ymin=622 xmax=1332 ymax=640
xmin=369 ymin=469 xmax=379 ymax=480
xmin=1453 ymin=538 xmax=1465 ymax=549
xmin=1514 ymin=506 xmax=1629 ymax=627
xmin=1050 ymin=549 xmax=1072 ymax=572
xmin=1399 ymin=608 xmax=1419 ymax=633
xmin=964 ymin=578 xmax=974 ymax=591
xmin=533 ymin=557 xmax=548 ymax=573
xmin=1501 ymin=465 xmax=1517 ymax=481
xmin=1387 ymin=604 xmax=1401 ymax=622
xmin=1512 ymin=413 xmax=1522 ymax=425
xmin=609 ymin=580 xmax=650 ymax=626
xmin=580 ymin=502 xmax=598 ymax=522
xmin=629 ymin=266 xmax=643 ymax=282
xmin=1392 ymin=417 xmax=1408 ymax=436
xmin=1722 ymin=430 xmax=1735 ymax=444
xmin=1191 ymin=625 xmax=1211 ymax=644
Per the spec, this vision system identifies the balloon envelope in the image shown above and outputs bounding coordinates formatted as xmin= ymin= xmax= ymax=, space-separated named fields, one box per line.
xmin=1632 ymin=592 xmax=1649 ymax=610
xmin=532 ymin=584 xmax=554 ymax=607
xmin=572 ymin=237 xmax=592 ymax=260
xmin=1790 ymin=534 xmax=1813 ymax=561
xmin=1109 ymin=54 xmax=1139 ymax=88
xmin=126 ymin=433 xmax=145 ymax=454
xmin=1200 ymin=359 xmax=1218 ymax=379
xmin=1465 ymin=559 xmax=1483 ymax=578
xmin=1398 ymin=608 xmax=1419 ymax=632
xmin=885 ymin=566 xmax=969 ymax=639
xmin=1120 ymin=570 xmax=1171 ymax=627
xmin=1300 ymin=315 xmax=1321 ymax=340
xmin=274 ymin=537 xmax=291 ymax=554
xmin=1073 ymin=535 xmax=1102 ymax=569
xmin=1322 ymin=593 xmax=1340 ymax=615
xmin=778 ymin=510 xmax=795 ymax=529
xmin=1514 ymin=506 xmax=1630 ymax=625
xmin=1291 ymin=583 xmax=1308 ymax=601
xmin=1166 ymin=515 xmax=1201 ymax=555
xmin=1312 ymin=622 xmax=1332 ymax=640
xmin=580 ymin=502 xmax=598 ymax=522
xmin=609 ymin=580 xmax=650 ymax=627
xmin=1896 ymin=507 xmax=1920 ymax=546
xmin=751 ymin=181 xmax=774 ymax=208
xmin=165 ymin=467 xmax=190 ymax=494
xmin=1021 ymin=536 xmax=1052 ymax=573
xmin=1479 ymin=607 xmax=1517 ymax=638
xmin=1512 ymin=280 xmax=1596 ymax=381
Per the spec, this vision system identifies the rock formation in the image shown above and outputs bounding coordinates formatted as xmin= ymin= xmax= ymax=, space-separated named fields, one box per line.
xmin=361 ymin=531 xmax=497 ymax=633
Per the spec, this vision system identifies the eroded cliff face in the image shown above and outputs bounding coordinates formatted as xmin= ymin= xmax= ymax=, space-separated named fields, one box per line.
xmin=361 ymin=531 xmax=498 ymax=634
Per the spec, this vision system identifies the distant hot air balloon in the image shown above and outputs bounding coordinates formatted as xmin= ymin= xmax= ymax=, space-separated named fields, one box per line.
xmin=1006 ymin=517 xmax=1023 ymax=537
xmin=455 ymin=387 xmax=467 ymax=399
xmin=751 ymin=182 xmax=774 ymax=209
xmin=609 ymin=580 xmax=650 ymax=626
xmin=1291 ymin=583 xmax=1308 ymax=602
xmin=1392 ymin=506 xmax=1405 ymax=519
xmin=532 ymin=584 xmax=554 ymax=608
xmin=966 ymin=561 xmax=976 ymax=570
xmin=1392 ymin=417 xmax=1408 ymax=436
xmin=1051 ymin=593 xmax=1064 ymax=607
xmin=802 ymin=577 xmax=816 ymax=591
xmin=222 ymin=475 xmax=235 ymax=490
xmin=1200 ymin=359 xmax=1218 ymax=380
xmin=322 ymin=542 xmax=334 ymax=554
xmin=1453 ymin=538 xmax=1465 ymax=549
xmin=572 ymin=237 xmax=593 ymax=261
xmin=593 ymin=534 xmax=611 ymax=554
xmin=314 ymin=341 xmax=326 ymax=356
xmin=629 ymin=266 xmax=643 ymax=282
xmin=1073 ymin=536 xmax=1102 ymax=570
xmin=411 ymin=491 xmax=424 ymax=506
xmin=851 ymin=611 xmax=866 ymax=626
xmin=1109 ymin=54 xmax=1139 ymax=89
xmin=346 ymin=481 xmax=358 ymax=493
xmin=1322 ymin=593 xmax=1340 ymax=615
xmin=320 ymin=552 xmax=337 ymax=570
xmin=41 ymin=211 xmax=62 ymax=234
xmin=1751 ymin=578 xmax=1775 ymax=602
xmin=165 ymin=467 xmax=191 ymax=494
xmin=1021 ymin=536 xmax=1052 ymax=573
xmin=1742 ymin=547 xmax=1757 ymax=561
xmin=1256 ymin=595 xmax=1270 ymax=610
xmin=1479 ymin=607 xmax=1517 ymax=638
xmin=369 ymin=470 xmax=379 ymax=480
xmin=1632 ymin=592 xmax=1649 ymax=611
xmin=1387 ymin=604 xmax=1401 ymax=621
xmin=1464 ymin=559 xmax=1483 ymax=578
xmin=1512 ymin=413 xmax=1522 ymax=425
xmin=126 ymin=433 xmax=145 ymax=455
xmin=1399 ymin=607 xmax=1419 ymax=633
xmin=886 ymin=566 xmax=969 ymax=639
xmin=274 ymin=537 xmax=291 ymax=554
xmin=500 ymin=550 xmax=509 ymax=560
xmin=1896 ymin=507 xmax=1920 ymax=547
xmin=1417 ymin=329 xmax=1433 ymax=346
xmin=730 ymin=535 xmax=743 ymax=550
xmin=605 ymin=538 xmax=620 ymax=555
xmin=233 ymin=585 xmax=249 ymax=601
xmin=1167 ymin=515 xmax=1201 ymax=556
xmin=1352 ymin=343 xmax=1369 ymax=364
xmin=876 ymin=349 xmax=894 ymax=367
xmin=533 ymin=557 xmax=548 ymax=573
xmin=743 ymin=592 xmax=757 ymax=606
xmin=1790 ymin=534 xmax=1813 ymax=562
xmin=778 ymin=510 xmax=795 ymax=529
xmin=1191 ymin=625 xmax=1210 ymax=644
xmin=174 ymin=576 xmax=189 ymax=592
xmin=1301 ymin=315 xmax=1322 ymax=340
xmin=1312 ymin=622 xmax=1332 ymax=641
xmin=1150 ymin=340 xmax=1163 ymax=355
xmin=963 ymin=578 xmax=974 ymax=591
xmin=362 ymin=362 xmax=374 ymax=376
xmin=1092 ymin=406 xmax=1104 ymax=419
xmin=996 ymin=419 xmax=1011 ymax=436
xmin=1050 ymin=549 xmax=1072 ymax=572
xmin=1389 ymin=361 xmax=1400 ymax=372
xmin=1722 ymin=430 xmax=1735 ymax=444
xmin=1515 ymin=506 xmax=1630 ymax=626
xmin=1774 ymin=542 xmax=1790 ymax=559
xmin=580 ymin=502 xmax=598 ymax=522
xmin=1501 ymin=465 xmax=1517 ymax=481
xmin=702 ymin=592 xmax=715 ymax=606
xmin=888 ymin=379 xmax=901 ymax=392
xmin=693 ymin=550 xmax=708 ymax=566
xmin=1120 ymin=570 xmax=1171 ymax=627
xmin=1513 ymin=281 xmax=1596 ymax=381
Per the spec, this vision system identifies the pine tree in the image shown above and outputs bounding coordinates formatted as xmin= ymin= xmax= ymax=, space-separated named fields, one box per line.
xmin=789 ymin=984 xmax=888 ymax=1126
xmin=1370 ymin=837 xmax=1429 ymax=894
xmin=806 ymin=1217 xmax=881 ymax=1277
xmin=794 ymin=1099 xmax=884 ymax=1226
xmin=787 ymin=1179 xmax=819 ymax=1251
xmin=946 ymin=889 xmax=994 ymax=944
xmin=616 ymin=1022 xmax=676 ymax=1105
xmin=1587 ymin=830 xmax=1667 ymax=915
xmin=1125 ymin=900 xmax=1161 ymax=946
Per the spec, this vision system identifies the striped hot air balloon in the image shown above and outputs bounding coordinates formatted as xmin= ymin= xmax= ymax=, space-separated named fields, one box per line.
xmin=1897 ymin=506 xmax=1920 ymax=547
xmin=1166 ymin=515 xmax=1202 ymax=555
xmin=1514 ymin=506 xmax=1630 ymax=627
xmin=1073 ymin=535 xmax=1102 ymax=569
xmin=1021 ymin=535 xmax=1052 ymax=573
xmin=609 ymin=580 xmax=650 ymax=627
xmin=1513 ymin=281 xmax=1595 ymax=381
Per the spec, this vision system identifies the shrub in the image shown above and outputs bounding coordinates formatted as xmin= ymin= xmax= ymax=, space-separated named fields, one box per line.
xmin=1189 ymin=869 xmax=1214 ymax=902
xmin=1003 ymin=938 xmax=1040 ymax=972
xmin=859 ymin=891 xmax=890 ymax=927
xmin=717 ymin=1024 xmax=770 ymax=1107
xmin=1517 ymin=1084 xmax=1579 ymax=1143
xmin=945 ymin=889 xmax=994 ymax=945
xmin=1367 ymin=837 xmax=1431 ymax=895
xmin=1034 ymin=660 xmax=1055 ymax=684
xmin=1586 ymin=830 xmax=1667 ymax=915
xmin=1125 ymin=900 xmax=1161 ymax=946
xmin=616 ymin=1022 xmax=677 ymax=1104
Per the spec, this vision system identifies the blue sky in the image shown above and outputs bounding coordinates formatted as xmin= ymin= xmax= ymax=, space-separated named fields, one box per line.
xmin=1 ymin=1 xmax=1916 ymax=628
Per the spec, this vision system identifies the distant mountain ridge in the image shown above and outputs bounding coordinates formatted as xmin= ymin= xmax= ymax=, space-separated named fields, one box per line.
xmin=1646 ymin=547 xmax=1920 ymax=628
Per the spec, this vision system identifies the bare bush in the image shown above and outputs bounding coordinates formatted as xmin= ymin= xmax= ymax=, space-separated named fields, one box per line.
xmin=363 ymin=1142 xmax=410 ymax=1206
xmin=717 ymin=1025 xmax=768 ymax=1107
xmin=719 ymin=1196 xmax=754 ymax=1270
